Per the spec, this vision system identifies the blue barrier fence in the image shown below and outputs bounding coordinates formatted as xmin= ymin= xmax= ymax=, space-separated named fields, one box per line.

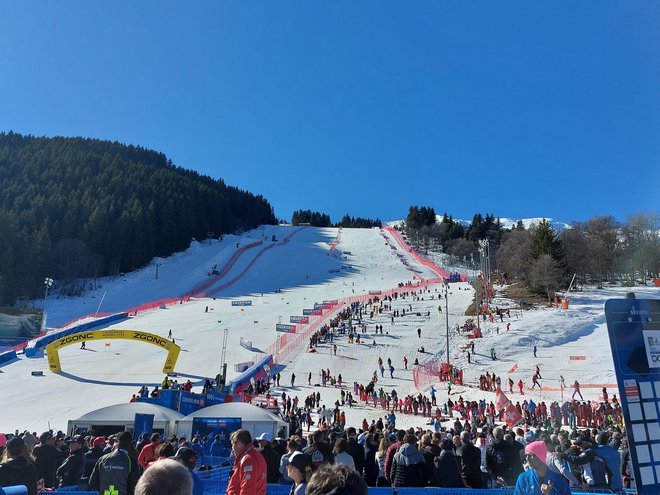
xmin=0 ymin=486 xmax=27 ymax=495
xmin=0 ymin=350 xmax=17 ymax=368
xmin=24 ymin=313 xmax=128 ymax=357
xmin=52 ymin=467 xmax=632 ymax=495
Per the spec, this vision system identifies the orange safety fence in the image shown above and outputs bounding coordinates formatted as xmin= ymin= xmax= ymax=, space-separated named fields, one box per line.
xmin=536 ymin=384 xmax=618 ymax=392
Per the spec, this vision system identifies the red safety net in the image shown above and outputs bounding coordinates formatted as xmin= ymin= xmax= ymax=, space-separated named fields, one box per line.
xmin=383 ymin=226 xmax=466 ymax=282
xmin=413 ymin=361 xmax=464 ymax=391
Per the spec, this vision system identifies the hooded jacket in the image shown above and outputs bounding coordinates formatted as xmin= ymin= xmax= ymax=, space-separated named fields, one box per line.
xmin=434 ymin=448 xmax=464 ymax=488
xmin=0 ymin=457 xmax=38 ymax=495
xmin=32 ymin=442 xmax=60 ymax=488
xmin=391 ymin=443 xmax=425 ymax=488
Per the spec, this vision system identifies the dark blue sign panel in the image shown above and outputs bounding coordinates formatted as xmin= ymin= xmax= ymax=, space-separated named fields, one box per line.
xmin=134 ymin=413 xmax=154 ymax=439
xmin=276 ymin=323 xmax=295 ymax=332
xmin=605 ymin=298 xmax=660 ymax=494
xmin=192 ymin=417 xmax=242 ymax=459
xmin=290 ymin=316 xmax=309 ymax=324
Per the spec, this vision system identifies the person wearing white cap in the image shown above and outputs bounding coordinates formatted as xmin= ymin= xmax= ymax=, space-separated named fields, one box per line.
xmin=513 ymin=441 xmax=570 ymax=495
xmin=256 ymin=432 xmax=280 ymax=483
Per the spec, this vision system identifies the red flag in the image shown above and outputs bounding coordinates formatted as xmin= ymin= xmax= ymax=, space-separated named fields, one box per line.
xmin=495 ymin=388 xmax=509 ymax=411
xmin=504 ymin=402 xmax=523 ymax=427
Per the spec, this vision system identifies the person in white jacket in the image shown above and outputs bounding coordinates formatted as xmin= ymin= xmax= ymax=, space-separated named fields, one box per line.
xmin=333 ymin=438 xmax=355 ymax=470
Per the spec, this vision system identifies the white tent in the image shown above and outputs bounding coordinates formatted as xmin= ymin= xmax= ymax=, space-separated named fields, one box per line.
xmin=177 ymin=402 xmax=288 ymax=440
xmin=68 ymin=402 xmax=184 ymax=437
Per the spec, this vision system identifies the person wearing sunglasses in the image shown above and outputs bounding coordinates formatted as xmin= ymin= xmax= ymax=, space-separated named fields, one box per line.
xmin=513 ymin=441 xmax=570 ymax=495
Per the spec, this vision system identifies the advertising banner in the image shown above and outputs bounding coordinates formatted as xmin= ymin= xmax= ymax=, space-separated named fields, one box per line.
xmin=45 ymin=329 xmax=180 ymax=374
xmin=133 ymin=414 xmax=154 ymax=439
xmin=289 ymin=316 xmax=309 ymax=324
xmin=179 ymin=392 xmax=206 ymax=416
xmin=605 ymin=298 xmax=660 ymax=494
xmin=302 ymin=309 xmax=322 ymax=316
xmin=231 ymin=300 xmax=252 ymax=306
xmin=276 ymin=323 xmax=295 ymax=332
xmin=322 ymin=300 xmax=338 ymax=306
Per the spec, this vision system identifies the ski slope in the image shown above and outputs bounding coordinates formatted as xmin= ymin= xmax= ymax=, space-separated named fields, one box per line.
xmin=2 ymin=226 xmax=657 ymax=434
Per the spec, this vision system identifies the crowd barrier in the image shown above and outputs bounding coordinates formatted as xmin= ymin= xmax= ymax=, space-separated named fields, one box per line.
xmin=260 ymin=278 xmax=446 ymax=368
xmin=0 ymin=486 xmax=27 ymax=495
xmin=51 ymin=464 xmax=631 ymax=495
xmin=24 ymin=313 xmax=128 ymax=358
xmin=0 ymin=350 xmax=17 ymax=368
xmin=231 ymin=354 xmax=275 ymax=394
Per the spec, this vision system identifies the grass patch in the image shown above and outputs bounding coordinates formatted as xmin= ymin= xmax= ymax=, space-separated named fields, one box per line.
xmin=500 ymin=283 xmax=549 ymax=308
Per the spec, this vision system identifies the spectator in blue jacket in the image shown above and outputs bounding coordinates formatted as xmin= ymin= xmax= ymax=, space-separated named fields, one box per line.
xmin=513 ymin=441 xmax=570 ymax=495
xmin=595 ymin=432 xmax=623 ymax=492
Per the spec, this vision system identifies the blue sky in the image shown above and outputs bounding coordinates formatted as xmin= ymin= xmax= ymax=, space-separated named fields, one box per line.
xmin=1 ymin=2 xmax=658 ymax=224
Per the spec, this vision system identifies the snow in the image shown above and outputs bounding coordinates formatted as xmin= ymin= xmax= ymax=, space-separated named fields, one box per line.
xmin=386 ymin=216 xmax=571 ymax=232
xmin=2 ymin=225 xmax=657 ymax=434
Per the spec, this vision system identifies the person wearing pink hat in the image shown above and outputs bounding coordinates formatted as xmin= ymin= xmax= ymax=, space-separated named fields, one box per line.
xmin=513 ymin=441 xmax=570 ymax=495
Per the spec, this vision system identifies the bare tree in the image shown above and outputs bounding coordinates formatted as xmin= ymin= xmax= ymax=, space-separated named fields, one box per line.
xmin=496 ymin=229 xmax=532 ymax=285
xmin=530 ymin=254 xmax=564 ymax=301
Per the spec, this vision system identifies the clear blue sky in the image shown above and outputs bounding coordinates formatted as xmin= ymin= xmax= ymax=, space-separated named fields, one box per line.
xmin=1 ymin=2 xmax=658 ymax=224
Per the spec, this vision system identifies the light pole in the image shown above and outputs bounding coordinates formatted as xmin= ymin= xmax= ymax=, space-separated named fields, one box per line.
xmin=479 ymin=239 xmax=490 ymax=310
xmin=43 ymin=277 xmax=53 ymax=306
xmin=155 ymin=262 xmax=162 ymax=279
xmin=444 ymin=281 xmax=450 ymax=369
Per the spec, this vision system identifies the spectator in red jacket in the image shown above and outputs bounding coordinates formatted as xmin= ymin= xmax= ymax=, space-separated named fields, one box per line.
xmin=226 ymin=429 xmax=266 ymax=495
xmin=137 ymin=434 xmax=161 ymax=470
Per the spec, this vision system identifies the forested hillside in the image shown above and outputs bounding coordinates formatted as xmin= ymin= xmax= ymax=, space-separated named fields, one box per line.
xmin=0 ymin=132 xmax=276 ymax=305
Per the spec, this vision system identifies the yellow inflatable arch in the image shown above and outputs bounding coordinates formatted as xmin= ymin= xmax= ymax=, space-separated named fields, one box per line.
xmin=45 ymin=329 xmax=180 ymax=374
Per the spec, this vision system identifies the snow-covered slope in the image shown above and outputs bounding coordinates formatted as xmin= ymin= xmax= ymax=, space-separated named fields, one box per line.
xmin=1 ymin=226 xmax=655 ymax=433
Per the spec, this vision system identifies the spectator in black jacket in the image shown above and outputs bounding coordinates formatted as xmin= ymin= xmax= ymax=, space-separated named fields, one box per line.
xmin=434 ymin=438 xmax=463 ymax=488
xmin=0 ymin=436 xmax=38 ymax=495
xmin=345 ymin=428 xmax=365 ymax=476
xmin=419 ymin=434 xmax=440 ymax=486
xmin=83 ymin=437 xmax=107 ymax=482
xmin=362 ymin=434 xmax=379 ymax=487
xmin=485 ymin=427 xmax=517 ymax=486
xmin=455 ymin=431 xmax=483 ymax=488
xmin=57 ymin=435 xmax=86 ymax=487
xmin=504 ymin=433 xmax=525 ymax=482
xmin=256 ymin=433 xmax=281 ymax=483
xmin=33 ymin=431 xmax=60 ymax=488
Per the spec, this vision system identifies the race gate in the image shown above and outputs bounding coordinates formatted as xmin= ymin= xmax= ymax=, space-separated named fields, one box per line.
xmin=45 ymin=329 xmax=181 ymax=373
